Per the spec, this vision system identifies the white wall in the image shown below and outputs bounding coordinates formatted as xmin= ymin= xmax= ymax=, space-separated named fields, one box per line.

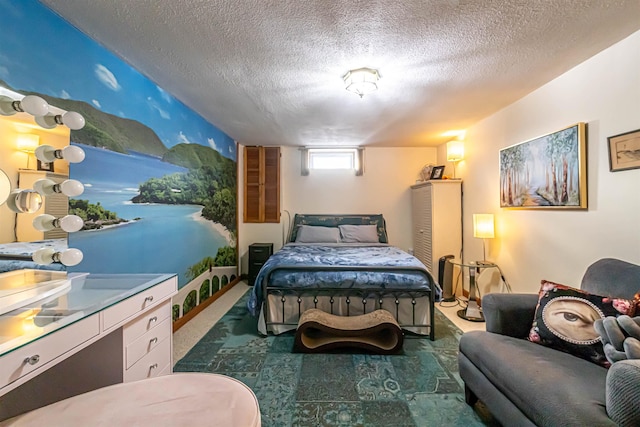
xmin=238 ymin=146 xmax=437 ymax=273
xmin=451 ymin=30 xmax=640 ymax=292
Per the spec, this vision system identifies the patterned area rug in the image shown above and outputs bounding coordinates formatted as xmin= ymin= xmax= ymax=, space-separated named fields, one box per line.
xmin=174 ymin=295 xmax=490 ymax=427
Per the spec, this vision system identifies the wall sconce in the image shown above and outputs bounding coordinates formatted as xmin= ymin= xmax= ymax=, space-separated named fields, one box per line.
xmin=6 ymin=189 xmax=43 ymax=214
xmin=33 ymin=214 xmax=84 ymax=233
xmin=473 ymin=213 xmax=495 ymax=261
xmin=35 ymin=111 xmax=86 ymax=130
xmin=34 ymin=178 xmax=85 ymax=197
xmin=0 ymin=95 xmax=50 ymax=117
xmin=35 ymin=144 xmax=85 ymax=164
xmin=343 ymin=67 xmax=380 ymax=98
xmin=446 ymin=140 xmax=464 ymax=179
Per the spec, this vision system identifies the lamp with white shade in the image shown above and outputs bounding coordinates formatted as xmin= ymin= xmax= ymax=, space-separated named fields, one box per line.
xmin=446 ymin=140 xmax=464 ymax=179
xmin=473 ymin=213 xmax=495 ymax=261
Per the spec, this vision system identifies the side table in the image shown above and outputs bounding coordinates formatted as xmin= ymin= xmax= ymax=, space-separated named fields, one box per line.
xmin=448 ymin=260 xmax=503 ymax=322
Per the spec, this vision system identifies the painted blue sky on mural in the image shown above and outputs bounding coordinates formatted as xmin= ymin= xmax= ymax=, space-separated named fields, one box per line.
xmin=0 ymin=0 xmax=235 ymax=160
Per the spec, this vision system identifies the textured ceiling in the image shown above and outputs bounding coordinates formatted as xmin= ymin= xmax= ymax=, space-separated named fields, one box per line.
xmin=42 ymin=0 xmax=640 ymax=147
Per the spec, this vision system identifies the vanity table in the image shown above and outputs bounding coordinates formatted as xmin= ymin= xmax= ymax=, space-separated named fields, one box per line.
xmin=0 ymin=271 xmax=177 ymax=420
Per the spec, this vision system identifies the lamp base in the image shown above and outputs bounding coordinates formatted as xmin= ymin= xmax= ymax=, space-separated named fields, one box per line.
xmin=457 ymin=301 xmax=485 ymax=322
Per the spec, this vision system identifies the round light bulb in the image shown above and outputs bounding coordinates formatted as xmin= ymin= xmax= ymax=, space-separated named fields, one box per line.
xmin=58 ymin=215 xmax=84 ymax=232
xmin=32 ymin=247 xmax=56 ymax=265
xmin=20 ymin=95 xmax=50 ymax=116
xmin=61 ymin=111 xmax=85 ymax=130
xmin=62 ymin=145 xmax=85 ymax=163
xmin=6 ymin=189 xmax=43 ymax=213
xmin=32 ymin=214 xmax=56 ymax=231
xmin=59 ymin=179 xmax=85 ymax=197
xmin=34 ymin=115 xmax=58 ymax=129
xmin=58 ymin=248 xmax=83 ymax=266
xmin=34 ymin=145 xmax=57 ymax=163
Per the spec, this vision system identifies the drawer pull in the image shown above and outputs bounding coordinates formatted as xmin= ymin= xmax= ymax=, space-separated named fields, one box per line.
xmin=150 ymin=363 xmax=158 ymax=371
xmin=149 ymin=316 xmax=158 ymax=323
xmin=144 ymin=296 xmax=154 ymax=303
xmin=24 ymin=355 xmax=40 ymax=365
xmin=150 ymin=337 xmax=158 ymax=344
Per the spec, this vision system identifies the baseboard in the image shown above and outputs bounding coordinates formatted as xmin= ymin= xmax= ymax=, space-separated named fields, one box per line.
xmin=172 ymin=276 xmax=242 ymax=332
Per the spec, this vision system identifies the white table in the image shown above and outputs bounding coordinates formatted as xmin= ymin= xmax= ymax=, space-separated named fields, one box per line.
xmin=0 ymin=272 xmax=177 ymax=421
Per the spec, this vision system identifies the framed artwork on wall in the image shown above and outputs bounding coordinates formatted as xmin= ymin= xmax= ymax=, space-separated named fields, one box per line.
xmin=36 ymin=160 xmax=54 ymax=172
xmin=499 ymin=122 xmax=587 ymax=209
xmin=430 ymin=165 xmax=445 ymax=180
xmin=608 ymin=129 xmax=640 ymax=172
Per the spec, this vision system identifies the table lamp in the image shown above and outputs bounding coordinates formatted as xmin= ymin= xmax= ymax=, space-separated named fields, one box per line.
xmin=446 ymin=140 xmax=464 ymax=179
xmin=473 ymin=213 xmax=494 ymax=261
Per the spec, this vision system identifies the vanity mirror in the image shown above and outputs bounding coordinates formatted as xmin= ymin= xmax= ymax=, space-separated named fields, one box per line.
xmin=0 ymin=87 xmax=86 ymax=273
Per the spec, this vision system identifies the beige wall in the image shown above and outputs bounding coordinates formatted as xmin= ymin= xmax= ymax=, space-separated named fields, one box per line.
xmin=444 ymin=30 xmax=640 ymax=292
xmin=238 ymin=146 xmax=437 ymax=273
xmin=239 ymin=30 xmax=640 ymax=285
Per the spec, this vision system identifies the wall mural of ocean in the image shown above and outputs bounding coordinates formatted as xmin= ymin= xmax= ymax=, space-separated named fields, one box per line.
xmin=0 ymin=1 xmax=238 ymax=290
xmin=68 ymin=145 xmax=230 ymax=287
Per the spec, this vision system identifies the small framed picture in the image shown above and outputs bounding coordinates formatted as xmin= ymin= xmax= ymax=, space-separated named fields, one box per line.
xmin=430 ymin=165 xmax=445 ymax=180
xmin=37 ymin=160 xmax=54 ymax=172
xmin=608 ymin=129 xmax=640 ymax=172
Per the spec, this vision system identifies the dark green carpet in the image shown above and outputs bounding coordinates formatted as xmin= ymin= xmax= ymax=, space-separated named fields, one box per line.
xmin=174 ymin=295 xmax=491 ymax=427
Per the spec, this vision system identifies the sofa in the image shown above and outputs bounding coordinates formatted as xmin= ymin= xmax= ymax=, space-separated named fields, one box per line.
xmin=459 ymin=258 xmax=640 ymax=427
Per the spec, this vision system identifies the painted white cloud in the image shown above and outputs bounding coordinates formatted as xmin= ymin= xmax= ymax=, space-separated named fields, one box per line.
xmin=157 ymin=86 xmax=172 ymax=104
xmin=60 ymin=90 xmax=70 ymax=99
xmin=228 ymin=145 xmax=233 ymax=154
xmin=178 ymin=131 xmax=193 ymax=145
xmin=0 ymin=66 xmax=9 ymax=79
xmin=95 ymin=64 xmax=121 ymax=91
xmin=92 ymin=99 xmax=102 ymax=108
xmin=208 ymin=137 xmax=219 ymax=152
xmin=147 ymin=96 xmax=170 ymax=119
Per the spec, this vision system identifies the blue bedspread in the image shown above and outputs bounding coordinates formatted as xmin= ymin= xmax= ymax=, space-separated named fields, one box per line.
xmin=247 ymin=244 xmax=440 ymax=316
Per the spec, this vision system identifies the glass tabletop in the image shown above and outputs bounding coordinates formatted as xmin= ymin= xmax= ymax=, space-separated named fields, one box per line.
xmin=447 ymin=259 xmax=498 ymax=269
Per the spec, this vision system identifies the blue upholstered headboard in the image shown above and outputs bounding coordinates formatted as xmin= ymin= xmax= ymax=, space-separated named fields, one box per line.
xmin=288 ymin=214 xmax=388 ymax=243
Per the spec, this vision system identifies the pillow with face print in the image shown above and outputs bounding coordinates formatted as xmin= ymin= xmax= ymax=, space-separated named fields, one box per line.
xmin=528 ymin=280 xmax=637 ymax=367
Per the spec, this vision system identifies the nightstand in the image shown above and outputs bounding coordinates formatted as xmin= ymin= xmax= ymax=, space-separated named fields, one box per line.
xmin=248 ymin=243 xmax=273 ymax=286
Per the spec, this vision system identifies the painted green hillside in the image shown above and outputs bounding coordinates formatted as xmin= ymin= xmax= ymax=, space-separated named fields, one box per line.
xmin=163 ymin=142 xmax=231 ymax=169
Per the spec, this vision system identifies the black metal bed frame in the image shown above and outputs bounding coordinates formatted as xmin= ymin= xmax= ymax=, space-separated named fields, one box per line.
xmin=261 ymin=265 xmax=436 ymax=341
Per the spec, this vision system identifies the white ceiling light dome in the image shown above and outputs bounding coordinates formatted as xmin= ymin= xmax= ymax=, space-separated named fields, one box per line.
xmin=343 ymin=67 xmax=380 ymax=98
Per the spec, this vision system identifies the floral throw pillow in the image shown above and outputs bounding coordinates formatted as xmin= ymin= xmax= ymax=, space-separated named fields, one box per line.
xmin=528 ymin=280 xmax=637 ymax=367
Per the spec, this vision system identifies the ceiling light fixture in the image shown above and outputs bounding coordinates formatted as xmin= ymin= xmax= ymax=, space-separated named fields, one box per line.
xmin=343 ymin=67 xmax=380 ymax=98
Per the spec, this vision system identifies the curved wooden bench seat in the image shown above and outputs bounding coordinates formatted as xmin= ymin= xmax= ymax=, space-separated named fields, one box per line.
xmin=294 ymin=308 xmax=404 ymax=354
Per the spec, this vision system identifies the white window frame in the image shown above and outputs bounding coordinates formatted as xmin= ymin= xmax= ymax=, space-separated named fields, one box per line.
xmin=300 ymin=147 xmax=364 ymax=176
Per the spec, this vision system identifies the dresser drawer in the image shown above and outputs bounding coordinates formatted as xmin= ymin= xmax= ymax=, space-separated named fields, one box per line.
xmin=0 ymin=314 xmax=100 ymax=389
xmin=124 ymin=336 xmax=171 ymax=382
xmin=102 ymin=277 xmax=176 ymax=332
xmin=122 ymin=301 xmax=170 ymax=344
xmin=125 ymin=318 xmax=171 ymax=369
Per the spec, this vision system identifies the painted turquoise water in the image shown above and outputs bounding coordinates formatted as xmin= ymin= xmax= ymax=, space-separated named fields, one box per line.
xmin=68 ymin=144 xmax=229 ymax=288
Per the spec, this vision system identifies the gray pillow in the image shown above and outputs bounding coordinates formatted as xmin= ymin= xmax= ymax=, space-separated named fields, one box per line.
xmin=339 ymin=224 xmax=379 ymax=243
xmin=295 ymin=225 xmax=341 ymax=243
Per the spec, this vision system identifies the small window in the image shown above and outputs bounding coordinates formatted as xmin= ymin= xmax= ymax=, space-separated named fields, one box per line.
xmin=301 ymin=148 xmax=364 ymax=176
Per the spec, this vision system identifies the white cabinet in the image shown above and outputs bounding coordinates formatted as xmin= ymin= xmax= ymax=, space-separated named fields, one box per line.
xmin=411 ymin=181 xmax=462 ymax=274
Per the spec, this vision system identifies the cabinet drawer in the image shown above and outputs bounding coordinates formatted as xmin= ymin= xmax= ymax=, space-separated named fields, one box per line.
xmin=125 ymin=318 xmax=171 ymax=369
xmin=102 ymin=277 xmax=176 ymax=331
xmin=0 ymin=315 xmax=99 ymax=389
xmin=122 ymin=301 xmax=170 ymax=344
xmin=124 ymin=336 xmax=171 ymax=382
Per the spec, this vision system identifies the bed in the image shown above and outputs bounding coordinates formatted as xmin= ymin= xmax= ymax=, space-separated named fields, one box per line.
xmin=247 ymin=214 xmax=440 ymax=340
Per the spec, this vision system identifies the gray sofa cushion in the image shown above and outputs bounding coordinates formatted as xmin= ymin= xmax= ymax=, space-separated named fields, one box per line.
xmin=460 ymin=331 xmax=615 ymax=426
xmin=606 ymin=360 xmax=640 ymax=427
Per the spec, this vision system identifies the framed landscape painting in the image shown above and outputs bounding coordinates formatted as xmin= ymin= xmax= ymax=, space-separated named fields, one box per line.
xmin=608 ymin=129 xmax=640 ymax=172
xmin=500 ymin=123 xmax=587 ymax=209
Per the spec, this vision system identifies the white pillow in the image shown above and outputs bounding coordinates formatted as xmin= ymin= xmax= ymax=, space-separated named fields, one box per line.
xmin=339 ymin=224 xmax=380 ymax=243
xmin=295 ymin=225 xmax=341 ymax=243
